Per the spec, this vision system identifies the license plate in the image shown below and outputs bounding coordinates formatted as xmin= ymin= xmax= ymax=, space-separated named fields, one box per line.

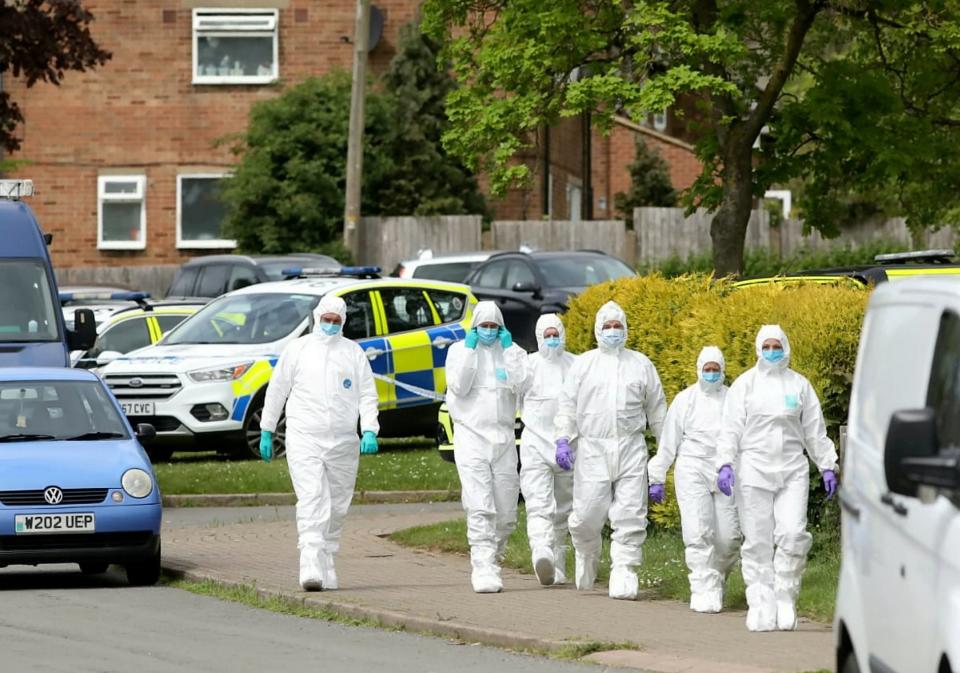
xmin=15 ymin=513 xmax=95 ymax=534
xmin=121 ymin=401 xmax=155 ymax=416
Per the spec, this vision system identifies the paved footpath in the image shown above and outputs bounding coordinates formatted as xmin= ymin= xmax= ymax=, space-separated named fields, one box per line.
xmin=163 ymin=504 xmax=834 ymax=673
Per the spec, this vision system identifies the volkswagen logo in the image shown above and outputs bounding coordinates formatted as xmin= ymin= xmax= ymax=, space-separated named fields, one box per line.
xmin=128 ymin=378 xmax=144 ymax=388
xmin=43 ymin=486 xmax=63 ymax=505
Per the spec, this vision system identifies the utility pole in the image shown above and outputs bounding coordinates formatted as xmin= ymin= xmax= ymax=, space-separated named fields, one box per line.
xmin=343 ymin=0 xmax=370 ymax=259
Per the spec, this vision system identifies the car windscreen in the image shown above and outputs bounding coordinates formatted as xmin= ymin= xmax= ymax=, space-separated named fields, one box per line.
xmin=0 ymin=259 xmax=60 ymax=343
xmin=535 ymin=256 xmax=636 ymax=288
xmin=261 ymin=257 xmax=339 ymax=281
xmin=0 ymin=380 xmax=128 ymax=441
xmin=412 ymin=262 xmax=477 ymax=283
xmin=164 ymin=293 xmax=320 ymax=345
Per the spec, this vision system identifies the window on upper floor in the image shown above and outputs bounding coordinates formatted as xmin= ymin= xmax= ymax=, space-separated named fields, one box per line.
xmin=192 ymin=9 xmax=279 ymax=85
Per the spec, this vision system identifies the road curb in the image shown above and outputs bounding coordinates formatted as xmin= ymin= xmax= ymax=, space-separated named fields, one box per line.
xmin=161 ymin=562 xmax=572 ymax=654
xmin=162 ymin=490 xmax=460 ymax=508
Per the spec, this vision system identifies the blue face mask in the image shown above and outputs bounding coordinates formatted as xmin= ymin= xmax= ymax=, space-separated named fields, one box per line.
xmin=702 ymin=371 xmax=722 ymax=383
xmin=476 ymin=326 xmax=499 ymax=345
xmin=762 ymin=348 xmax=784 ymax=363
xmin=544 ymin=336 xmax=561 ymax=349
xmin=600 ymin=328 xmax=625 ymax=348
xmin=320 ymin=321 xmax=341 ymax=336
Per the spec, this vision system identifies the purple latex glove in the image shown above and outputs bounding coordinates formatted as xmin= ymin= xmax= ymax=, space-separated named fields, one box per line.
xmin=556 ymin=438 xmax=574 ymax=471
xmin=823 ymin=469 xmax=838 ymax=500
xmin=649 ymin=483 xmax=665 ymax=505
xmin=717 ymin=464 xmax=735 ymax=497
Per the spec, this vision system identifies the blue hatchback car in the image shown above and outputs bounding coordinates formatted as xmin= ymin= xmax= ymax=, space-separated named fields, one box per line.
xmin=0 ymin=368 xmax=161 ymax=585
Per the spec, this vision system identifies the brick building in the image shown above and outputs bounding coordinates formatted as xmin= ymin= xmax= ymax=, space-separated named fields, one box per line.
xmin=3 ymin=0 xmax=701 ymax=269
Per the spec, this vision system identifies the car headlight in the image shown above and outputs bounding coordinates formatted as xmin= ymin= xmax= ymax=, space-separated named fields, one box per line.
xmin=122 ymin=468 xmax=154 ymax=499
xmin=188 ymin=362 xmax=253 ymax=383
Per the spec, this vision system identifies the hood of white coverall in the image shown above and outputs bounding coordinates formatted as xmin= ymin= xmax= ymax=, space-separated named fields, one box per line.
xmin=594 ymin=301 xmax=628 ymax=352
xmin=535 ymin=313 xmax=565 ymax=359
xmin=470 ymin=300 xmax=505 ymax=330
xmin=697 ymin=345 xmax=725 ymax=392
xmin=313 ymin=294 xmax=347 ymax=341
xmin=755 ymin=324 xmax=791 ymax=371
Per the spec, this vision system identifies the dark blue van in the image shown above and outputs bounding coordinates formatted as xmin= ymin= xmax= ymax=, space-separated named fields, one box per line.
xmin=0 ymin=181 xmax=96 ymax=366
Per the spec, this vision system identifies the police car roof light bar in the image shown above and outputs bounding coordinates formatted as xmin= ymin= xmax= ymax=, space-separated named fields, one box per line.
xmin=282 ymin=266 xmax=382 ymax=279
xmin=59 ymin=291 xmax=153 ymax=310
xmin=874 ymin=249 xmax=956 ymax=264
xmin=0 ymin=180 xmax=34 ymax=200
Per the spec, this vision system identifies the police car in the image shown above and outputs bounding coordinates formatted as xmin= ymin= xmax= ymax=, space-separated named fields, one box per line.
xmin=99 ymin=267 xmax=477 ymax=459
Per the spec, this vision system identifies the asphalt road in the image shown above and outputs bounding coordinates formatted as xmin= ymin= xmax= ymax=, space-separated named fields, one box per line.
xmin=0 ymin=503 xmax=600 ymax=673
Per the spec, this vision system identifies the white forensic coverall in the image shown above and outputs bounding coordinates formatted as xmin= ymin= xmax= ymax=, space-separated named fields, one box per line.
xmin=555 ymin=301 xmax=668 ymax=600
xmin=519 ymin=314 xmax=576 ymax=586
xmin=649 ymin=346 xmax=742 ymax=613
xmin=717 ymin=325 xmax=838 ymax=632
xmin=445 ymin=301 xmax=528 ymax=593
xmin=261 ymin=295 xmax=379 ymax=590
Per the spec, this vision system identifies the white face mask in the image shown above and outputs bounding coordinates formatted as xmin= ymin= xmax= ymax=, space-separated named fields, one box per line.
xmin=600 ymin=328 xmax=625 ymax=348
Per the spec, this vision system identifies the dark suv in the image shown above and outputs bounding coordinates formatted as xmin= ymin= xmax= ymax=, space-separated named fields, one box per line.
xmin=463 ymin=250 xmax=635 ymax=351
xmin=166 ymin=253 xmax=340 ymax=298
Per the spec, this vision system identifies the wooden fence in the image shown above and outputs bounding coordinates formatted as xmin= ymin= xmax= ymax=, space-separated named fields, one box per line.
xmin=357 ymin=215 xmax=483 ymax=273
xmin=490 ymin=220 xmax=630 ymax=262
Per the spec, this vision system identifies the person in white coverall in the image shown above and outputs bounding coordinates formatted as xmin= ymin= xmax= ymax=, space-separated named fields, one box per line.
xmin=519 ymin=313 xmax=577 ymax=586
xmin=259 ymin=295 xmax=380 ymax=592
xmin=554 ymin=301 xmax=667 ymax=600
xmin=648 ymin=346 xmax=741 ymax=613
xmin=716 ymin=325 xmax=838 ymax=632
xmin=445 ymin=301 xmax=528 ymax=593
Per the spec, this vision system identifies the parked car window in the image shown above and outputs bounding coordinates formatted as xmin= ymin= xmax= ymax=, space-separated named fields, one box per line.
xmin=195 ymin=264 xmax=232 ymax=297
xmin=342 ymin=291 xmax=375 ymax=340
xmin=427 ymin=290 xmax=467 ymax=324
xmin=0 ymin=380 xmax=127 ymax=440
xmin=88 ymin=318 xmax=151 ymax=360
xmin=926 ymin=311 xmax=960 ymax=447
xmin=168 ymin=268 xmax=199 ymax=297
xmin=535 ymin=255 xmax=634 ymax=288
xmin=412 ymin=262 xmax=477 ymax=283
xmin=165 ymin=293 xmax=318 ymax=345
xmin=504 ymin=261 xmax=536 ymax=289
xmin=474 ymin=260 xmax=509 ymax=289
xmin=228 ymin=265 xmax=259 ymax=292
xmin=154 ymin=314 xmax=191 ymax=336
xmin=380 ymin=288 xmax=436 ymax=333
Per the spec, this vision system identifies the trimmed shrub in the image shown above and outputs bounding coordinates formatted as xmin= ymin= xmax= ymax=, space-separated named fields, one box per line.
xmin=563 ymin=273 xmax=869 ymax=530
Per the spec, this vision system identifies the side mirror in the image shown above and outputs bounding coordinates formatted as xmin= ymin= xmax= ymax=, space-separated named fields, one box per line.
xmin=885 ymin=408 xmax=940 ymax=497
xmin=96 ymin=350 xmax=123 ymax=367
xmin=512 ymin=281 xmax=540 ymax=294
xmin=67 ymin=308 xmax=97 ymax=351
xmin=135 ymin=423 xmax=156 ymax=442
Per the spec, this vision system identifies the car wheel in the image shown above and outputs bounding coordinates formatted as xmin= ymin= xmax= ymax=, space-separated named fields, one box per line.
xmin=840 ymin=651 xmax=861 ymax=673
xmin=146 ymin=446 xmax=174 ymax=463
xmin=242 ymin=395 xmax=286 ymax=460
xmin=126 ymin=543 xmax=161 ymax=587
xmin=79 ymin=562 xmax=109 ymax=575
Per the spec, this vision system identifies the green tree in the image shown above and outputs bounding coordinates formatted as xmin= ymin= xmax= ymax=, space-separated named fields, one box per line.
xmin=423 ymin=1 xmax=960 ymax=275
xmin=380 ymin=21 xmax=489 ymax=217
xmin=614 ymin=136 xmax=677 ymax=223
xmin=221 ymin=72 xmax=395 ymax=259
xmin=1 ymin=0 xmax=110 ymax=154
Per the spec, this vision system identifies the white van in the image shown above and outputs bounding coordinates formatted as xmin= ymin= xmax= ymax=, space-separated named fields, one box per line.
xmin=836 ymin=278 xmax=960 ymax=673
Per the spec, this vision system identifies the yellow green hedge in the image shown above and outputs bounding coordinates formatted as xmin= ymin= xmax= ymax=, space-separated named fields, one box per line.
xmin=563 ymin=273 xmax=869 ymax=529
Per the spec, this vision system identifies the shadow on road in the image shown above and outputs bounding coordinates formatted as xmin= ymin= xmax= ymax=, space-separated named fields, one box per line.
xmin=0 ymin=565 xmax=129 ymax=590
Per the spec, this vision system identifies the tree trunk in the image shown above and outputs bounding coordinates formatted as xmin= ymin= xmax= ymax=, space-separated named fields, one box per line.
xmin=711 ymin=140 xmax=754 ymax=277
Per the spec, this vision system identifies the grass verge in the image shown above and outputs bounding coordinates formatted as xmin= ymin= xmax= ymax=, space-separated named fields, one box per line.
xmin=154 ymin=444 xmax=461 ymax=495
xmin=389 ymin=506 xmax=839 ymax=622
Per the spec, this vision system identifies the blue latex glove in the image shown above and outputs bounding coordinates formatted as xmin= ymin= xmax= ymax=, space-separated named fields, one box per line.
xmin=649 ymin=483 xmax=665 ymax=505
xmin=823 ymin=469 xmax=838 ymax=500
xmin=495 ymin=367 xmax=508 ymax=382
xmin=464 ymin=328 xmax=479 ymax=350
xmin=259 ymin=430 xmax=273 ymax=463
xmin=556 ymin=438 xmax=574 ymax=471
xmin=717 ymin=464 xmax=735 ymax=497
xmin=360 ymin=430 xmax=378 ymax=455
xmin=499 ymin=327 xmax=513 ymax=349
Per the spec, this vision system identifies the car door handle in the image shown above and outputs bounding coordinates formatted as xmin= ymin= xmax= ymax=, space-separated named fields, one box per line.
xmin=880 ymin=493 xmax=908 ymax=517
xmin=364 ymin=347 xmax=384 ymax=360
xmin=431 ymin=337 xmax=455 ymax=349
xmin=839 ymin=489 xmax=861 ymax=521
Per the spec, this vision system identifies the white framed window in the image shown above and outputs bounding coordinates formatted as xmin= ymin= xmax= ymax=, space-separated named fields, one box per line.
xmin=566 ymin=181 xmax=582 ymax=222
xmin=177 ymin=174 xmax=236 ymax=249
xmin=547 ymin=173 xmax=554 ymax=218
xmin=98 ymin=175 xmax=146 ymax=250
xmin=192 ymin=9 xmax=279 ymax=85
xmin=653 ymin=108 xmax=669 ymax=132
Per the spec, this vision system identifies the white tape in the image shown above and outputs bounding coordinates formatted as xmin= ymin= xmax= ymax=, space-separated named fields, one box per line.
xmin=373 ymin=373 xmax=446 ymax=402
